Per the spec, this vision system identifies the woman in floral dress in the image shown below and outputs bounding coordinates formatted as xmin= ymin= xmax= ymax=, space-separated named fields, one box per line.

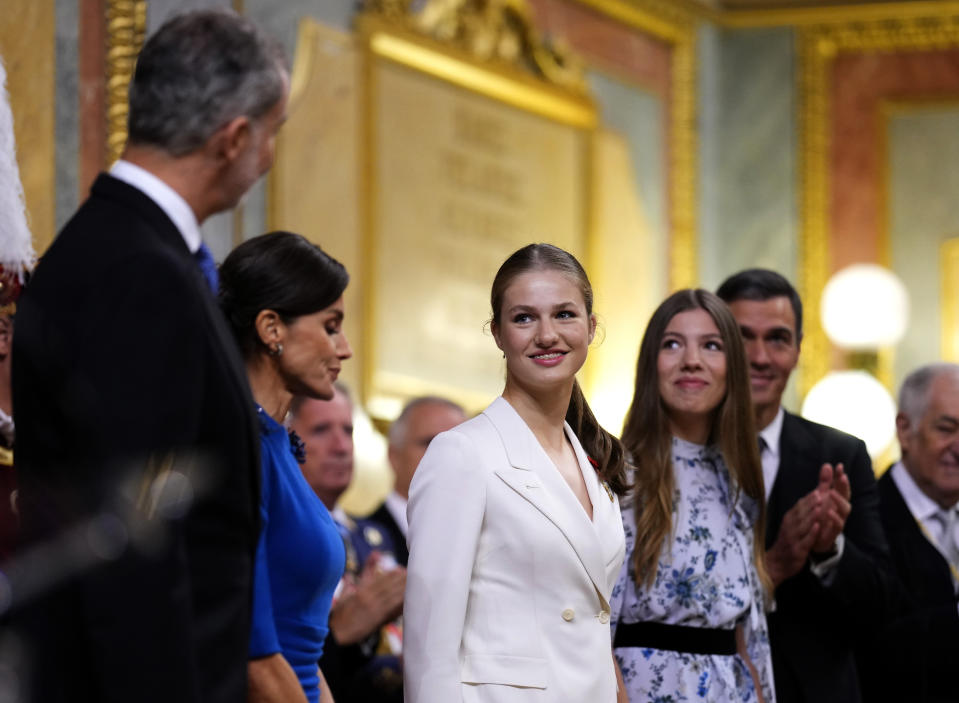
xmin=612 ymin=289 xmax=774 ymax=702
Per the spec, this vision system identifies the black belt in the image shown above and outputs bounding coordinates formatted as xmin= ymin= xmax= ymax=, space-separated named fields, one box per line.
xmin=613 ymin=621 xmax=737 ymax=656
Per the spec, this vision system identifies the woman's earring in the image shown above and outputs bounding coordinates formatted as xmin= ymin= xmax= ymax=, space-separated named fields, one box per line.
xmin=269 ymin=343 xmax=283 ymax=357
xmin=502 ymin=351 xmax=506 ymax=359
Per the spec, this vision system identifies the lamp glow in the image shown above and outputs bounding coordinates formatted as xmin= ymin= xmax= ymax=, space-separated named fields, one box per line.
xmin=820 ymin=264 xmax=909 ymax=349
xmin=800 ymin=370 xmax=897 ymax=458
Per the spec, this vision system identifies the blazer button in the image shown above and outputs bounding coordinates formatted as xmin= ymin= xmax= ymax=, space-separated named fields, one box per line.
xmin=561 ymin=608 xmax=575 ymax=622
xmin=598 ymin=610 xmax=610 ymax=624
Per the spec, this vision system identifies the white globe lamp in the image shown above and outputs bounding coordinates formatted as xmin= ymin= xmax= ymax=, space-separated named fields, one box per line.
xmin=800 ymin=370 xmax=898 ymax=458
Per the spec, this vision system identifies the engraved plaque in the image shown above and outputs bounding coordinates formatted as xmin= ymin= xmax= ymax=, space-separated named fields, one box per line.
xmin=363 ymin=28 xmax=594 ymax=417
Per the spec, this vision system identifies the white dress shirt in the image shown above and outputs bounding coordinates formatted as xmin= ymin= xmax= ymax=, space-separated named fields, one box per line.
xmin=758 ymin=407 xmax=785 ymax=501
xmin=110 ymin=160 xmax=202 ymax=254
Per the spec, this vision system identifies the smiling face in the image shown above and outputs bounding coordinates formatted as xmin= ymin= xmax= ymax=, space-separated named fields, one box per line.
xmin=277 ymin=296 xmax=351 ymax=401
xmin=898 ymin=371 xmax=959 ymax=509
xmin=726 ymin=296 xmax=800 ymax=429
xmin=492 ymin=269 xmax=595 ymax=398
xmin=657 ymin=308 xmax=728 ymax=443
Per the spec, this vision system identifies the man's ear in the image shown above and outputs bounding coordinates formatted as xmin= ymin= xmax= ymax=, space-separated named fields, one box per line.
xmin=254 ymin=309 xmax=283 ymax=350
xmin=211 ymin=115 xmax=252 ymax=162
xmin=895 ymin=412 xmax=911 ymax=452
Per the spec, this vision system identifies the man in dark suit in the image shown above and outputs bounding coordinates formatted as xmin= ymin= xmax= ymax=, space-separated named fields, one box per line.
xmin=10 ymin=10 xmax=288 ymax=702
xmin=718 ymin=269 xmax=891 ymax=703
xmin=367 ymin=395 xmax=466 ymax=567
xmin=858 ymin=363 xmax=959 ymax=703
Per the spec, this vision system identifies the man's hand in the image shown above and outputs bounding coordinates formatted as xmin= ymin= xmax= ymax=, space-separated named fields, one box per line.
xmin=329 ymin=552 xmax=406 ymax=646
xmin=810 ymin=463 xmax=851 ymax=555
xmin=766 ymin=489 xmax=823 ymax=589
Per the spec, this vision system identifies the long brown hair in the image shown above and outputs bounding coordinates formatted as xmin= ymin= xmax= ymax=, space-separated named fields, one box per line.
xmin=490 ymin=243 xmax=628 ymax=495
xmin=621 ymin=289 xmax=768 ymax=590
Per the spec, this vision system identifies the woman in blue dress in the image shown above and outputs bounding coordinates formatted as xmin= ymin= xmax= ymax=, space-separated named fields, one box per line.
xmin=220 ymin=231 xmax=352 ymax=703
xmin=613 ymin=289 xmax=774 ymax=702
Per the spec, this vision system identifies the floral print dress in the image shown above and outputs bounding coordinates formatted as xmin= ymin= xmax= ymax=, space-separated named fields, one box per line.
xmin=611 ymin=438 xmax=775 ymax=702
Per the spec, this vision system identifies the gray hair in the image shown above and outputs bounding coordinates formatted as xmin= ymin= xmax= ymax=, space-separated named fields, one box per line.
xmin=289 ymin=382 xmax=352 ymax=421
xmin=127 ymin=8 xmax=288 ymax=156
xmin=388 ymin=396 xmax=465 ymax=446
xmin=898 ymin=362 xmax=959 ymax=424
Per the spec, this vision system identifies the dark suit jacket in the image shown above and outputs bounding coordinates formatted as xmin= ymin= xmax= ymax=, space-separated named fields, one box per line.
xmin=857 ymin=470 xmax=959 ymax=703
xmin=11 ymin=174 xmax=260 ymax=703
xmin=367 ymin=500 xmax=408 ymax=567
xmin=766 ymin=411 xmax=892 ymax=703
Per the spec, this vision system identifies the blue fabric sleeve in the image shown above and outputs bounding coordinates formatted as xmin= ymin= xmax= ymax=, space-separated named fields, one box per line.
xmin=249 ymin=449 xmax=281 ymax=658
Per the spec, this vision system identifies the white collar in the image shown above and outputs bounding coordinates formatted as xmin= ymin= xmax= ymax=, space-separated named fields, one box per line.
xmin=891 ymin=460 xmax=952 ymax=521
xmin=759 ymin=406 xmax=785 ymax=457
xmin=109 ymin=160 xmax=202 ymax=254
xmin=384 ymin=490 xmax=409 ymax=537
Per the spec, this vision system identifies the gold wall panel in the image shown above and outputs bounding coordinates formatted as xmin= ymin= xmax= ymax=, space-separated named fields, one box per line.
xmin=0 ymin=0 xmax=55 ymax=254
xmin=269 ymin=19 xmax=365 ymax=396
xmin=568 ymin=0 xmax=698 ymax=290
xmin=943 ymin=237 xmax=959 ymax=362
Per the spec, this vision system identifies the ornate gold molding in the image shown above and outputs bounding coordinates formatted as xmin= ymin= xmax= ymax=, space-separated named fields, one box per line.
xmin=798 ymin=14 xmax=959 ymax=398
xmin=105 ymin=0 xmax=147 ymax=164
xmin=360 ymin=0 xmax=590 ymax=95
xmin=721 ymin=2 xmax=959 ymax=29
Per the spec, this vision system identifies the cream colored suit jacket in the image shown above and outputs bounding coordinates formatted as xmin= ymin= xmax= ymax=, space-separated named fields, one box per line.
xmin=403 ymin=397 xmax=625 ymax=703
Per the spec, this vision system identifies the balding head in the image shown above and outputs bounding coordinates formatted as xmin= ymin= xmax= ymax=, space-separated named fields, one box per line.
xmin=388 ymin=397 xmax=465 ymax=499
xmin=896 ymin=363 xmax=959 ymax=509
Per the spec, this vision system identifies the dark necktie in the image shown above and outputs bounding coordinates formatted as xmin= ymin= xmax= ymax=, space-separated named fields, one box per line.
xmin=194 ymin=242 xmax=218 ymax=294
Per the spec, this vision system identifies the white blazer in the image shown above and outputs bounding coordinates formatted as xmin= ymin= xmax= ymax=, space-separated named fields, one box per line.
xmin=403 ymin=397 xmax=626 ymax=703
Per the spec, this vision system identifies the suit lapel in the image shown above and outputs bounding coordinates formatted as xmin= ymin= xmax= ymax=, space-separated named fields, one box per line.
xmin=484 ymin=398 xmax=611 ymax=602
xmin=767 ymin=412 xmax=817 ymax=546
xmin=879 ymin=471 xmax=955 ymax=591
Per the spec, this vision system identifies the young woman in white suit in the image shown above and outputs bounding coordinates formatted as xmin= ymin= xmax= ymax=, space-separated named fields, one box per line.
xmin=403 ymin=243 xmax=630 ymax=703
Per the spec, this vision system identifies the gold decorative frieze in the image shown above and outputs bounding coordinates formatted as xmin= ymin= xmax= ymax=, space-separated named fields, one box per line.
xmin=361 ymin=0 xmax=589 ymax=94
xmin=105 ymin=0 xmax=147 ymax=164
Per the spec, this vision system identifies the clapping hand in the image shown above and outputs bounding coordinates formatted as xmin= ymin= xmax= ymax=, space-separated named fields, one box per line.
xmin=329 ymin=552 xmax=407 ymax=645
xmin=765 ymin=462 xmax=851 ymax=589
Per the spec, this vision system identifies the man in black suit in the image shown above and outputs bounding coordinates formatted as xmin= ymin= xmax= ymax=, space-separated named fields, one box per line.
xmin=368 ymin=395 xmax=466 ymax=567
xmin=858 ymin=363 xmax=959 ymax=703
xmin=11 ymin=10 xmax=288 ymax=702
xmin=718 ymin=269 xmax=891 ymax=703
